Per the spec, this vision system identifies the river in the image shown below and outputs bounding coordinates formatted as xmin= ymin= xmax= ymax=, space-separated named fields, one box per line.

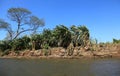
xmin=0 ymin=58 xmax=120 ymax=76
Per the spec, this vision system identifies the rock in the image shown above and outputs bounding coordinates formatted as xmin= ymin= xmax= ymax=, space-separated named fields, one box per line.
xmin=93 ymin=51 xmax=112 ymax=58
xmin=79 ymin=51 xmax=93 ymax=57
xmin=49 ymin=54 xmax=61 ymax=58
xmin=73 ymin=50 xmax=79 ymax=56
xmin=28 ymin=51 xmax=34 ymax=56
xmin=59 ymin=49 xmax=66 ymax=56
xmin=33 ymin=50 xmax=40 ymax=56
xmin=50 ymin=47 xmax=63 ymax=56
xmin=20 ymin=52 xmax=24 ymax=56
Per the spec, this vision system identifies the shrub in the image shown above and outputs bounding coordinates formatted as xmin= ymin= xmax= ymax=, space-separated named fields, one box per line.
xmin=1 ymin=49 xmax=10 ymax=56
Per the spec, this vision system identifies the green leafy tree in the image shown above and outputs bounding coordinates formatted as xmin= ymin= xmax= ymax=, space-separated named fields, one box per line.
xmin=31 ymin=34 xmax=43 ymax=50
xmin=53 ymin=25 xmax=71 ymax=48
xmin=78 ymin=25 xmax=90 ymax=46
xmin=42 ymin=29 xmax=53 ymax=46
xmin=0 ymin=40 xmax=11 ymax=52
xmin=21 ymin=36 xmax=31 ymax=49
xmin=11 ymin=38 xmax=25 ymax=51
xmin=70 ymin=25 xmax=90 ymax=47
xmin=113 ymin=38 xmax=120 ymax=43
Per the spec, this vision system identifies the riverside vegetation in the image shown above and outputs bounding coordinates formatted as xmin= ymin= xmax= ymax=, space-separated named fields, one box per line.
xmin=0 ymin=7 xmax=120 ymax=58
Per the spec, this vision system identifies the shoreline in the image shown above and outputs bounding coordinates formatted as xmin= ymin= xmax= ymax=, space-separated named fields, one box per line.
xmin=0 ymin=47 xmax=120 ymax=59
xmin=0 ymin=54 xmax=120 ymax=59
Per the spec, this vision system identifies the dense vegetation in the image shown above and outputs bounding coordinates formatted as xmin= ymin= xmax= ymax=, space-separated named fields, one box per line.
xmin=0 ymin=8 xmax=120 ymax=57
xmin=0 ymin=25 xmax=90 ymax=52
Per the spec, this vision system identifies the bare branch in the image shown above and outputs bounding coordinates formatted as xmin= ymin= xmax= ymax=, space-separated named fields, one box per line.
xmin=0 ymin=8 xmax=45 ymax=40
xmin=13 ymin=29 xmax=33 ymax=39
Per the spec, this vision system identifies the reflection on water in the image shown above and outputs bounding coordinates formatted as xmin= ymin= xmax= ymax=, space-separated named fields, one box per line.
xmin=0 ymin=58 xmax=120 ymax=76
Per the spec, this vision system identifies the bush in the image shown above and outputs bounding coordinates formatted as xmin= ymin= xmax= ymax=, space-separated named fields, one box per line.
xmin=1 ymin=49 xmax=10 ymax=56
xmin=0 ymin=40 xmax=11 ymax=52
xmin=42 ymin=49 xmax=49 ymax=56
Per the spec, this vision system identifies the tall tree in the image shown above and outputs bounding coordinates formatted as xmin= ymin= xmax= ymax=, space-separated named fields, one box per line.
xmin=78 ymin=25 xmax=90 ymax=46
xmin=70 ymin=25 xmax=90 ymax=47
xmin=0 ymin=8 xmax=45 ymax=40
xmin=53 ymin=25 xmax=71 ymax=47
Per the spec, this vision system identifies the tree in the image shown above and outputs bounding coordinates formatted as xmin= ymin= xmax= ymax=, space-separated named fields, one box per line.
xmin=0 ymin=19 xmax=13 ymax=40
xmin=0 ymin=7 xmax=45 ymax=40
xmin=21 ymin=36 xmax=31 ymax=49
xmin=113 ymin=38 xmax=120 ymax=43
xmin=53 ymin=25 xmax=71 ymax=48
xmin=70 ymin=25 xmax=90 ymax=47
xmin=30 ymin=34 xmax=44 ymax=50
xmin=78 ymin=25 xmax=90 ymax=46
xmin=0 ymin=40 xmax=11 ymax=52
xmin=42 ymin=29 xmax=53 ymax=47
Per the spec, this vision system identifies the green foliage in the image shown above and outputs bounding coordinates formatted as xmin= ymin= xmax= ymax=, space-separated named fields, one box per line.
xmin=53 ymin=25 xmax=72 ymax=48
xmin=22 ymin=36 xmax=31 ymax=49
xmin=0 ymin=24 xmax=91 ymax=53
xmin=42 ymin=44 xmax=49 ymax=49
xmin=43 ymin=49 xmax=49 ymax=56
xmin=11 ymin=38 xmax=24 ymax=51
xmin=31 ymin=34 xmax=43 ymax=50
xmin=0 ymin=7 xmax=92 ymax=53
xmin=113 ymin=38 xmax=120 ymax=44
xmin=70 ymin=25 xmax=90 ymax=47
xmin=1 ymin=49 xmax=10 ymax=56
xmin=42 ymin=29 xmax=54 ymax=47
xmin=7 ymin=8 xmax=31 ymax=22
xmin=0 ymin=40 xmax=11 ymax=52
xmin=10 ymin=36 xmax=31 ymax=51
xmin=0 ymin=19 xmax=9 ymax=29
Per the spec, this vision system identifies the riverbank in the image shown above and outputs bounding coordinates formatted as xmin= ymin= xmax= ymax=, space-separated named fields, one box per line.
xmin=1 ymin=55 xmax=120 ymax=59
xmin=0 ymin=48 xmax=120 ymax=59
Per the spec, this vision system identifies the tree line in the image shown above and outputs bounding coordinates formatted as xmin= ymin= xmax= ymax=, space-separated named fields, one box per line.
xmin=0 ymin=7 xmax=119 ymax=55
xmin=0 ymin=24 xmax=90 ymax=52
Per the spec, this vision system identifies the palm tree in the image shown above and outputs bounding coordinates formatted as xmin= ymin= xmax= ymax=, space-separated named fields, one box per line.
xmin=53 ymin=25 xmax=72 ymax=48
xmin=70 ymin=25 xmax=90 ymax=47
xmin=42 ymin=29 xmax=53 ymax=47
xmin=21 ymin=36 xmax=31 ymax=50
xmin=78 ymin=25 xmax=90 ymax=46
xmin=0 ymin=40 xmax=11 ymax=52
xmin=30 ymin=34 xmax=43 ymax=50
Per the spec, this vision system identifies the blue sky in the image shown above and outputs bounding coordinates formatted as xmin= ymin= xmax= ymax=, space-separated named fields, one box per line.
xmin=0 ymin=0 xmax=120 ymax=42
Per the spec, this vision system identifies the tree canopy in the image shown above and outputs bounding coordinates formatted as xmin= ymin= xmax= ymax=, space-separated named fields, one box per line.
xmin=0 ymin=7 xmax=45 ymax=40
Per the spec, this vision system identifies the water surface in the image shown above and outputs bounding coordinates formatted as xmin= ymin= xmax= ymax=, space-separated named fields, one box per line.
xmin=0 ymin=58 xmax=120 ymax=76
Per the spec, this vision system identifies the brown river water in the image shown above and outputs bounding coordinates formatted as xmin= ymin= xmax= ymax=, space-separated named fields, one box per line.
xmin=0 ymin=58 xmax=120 ymax=76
